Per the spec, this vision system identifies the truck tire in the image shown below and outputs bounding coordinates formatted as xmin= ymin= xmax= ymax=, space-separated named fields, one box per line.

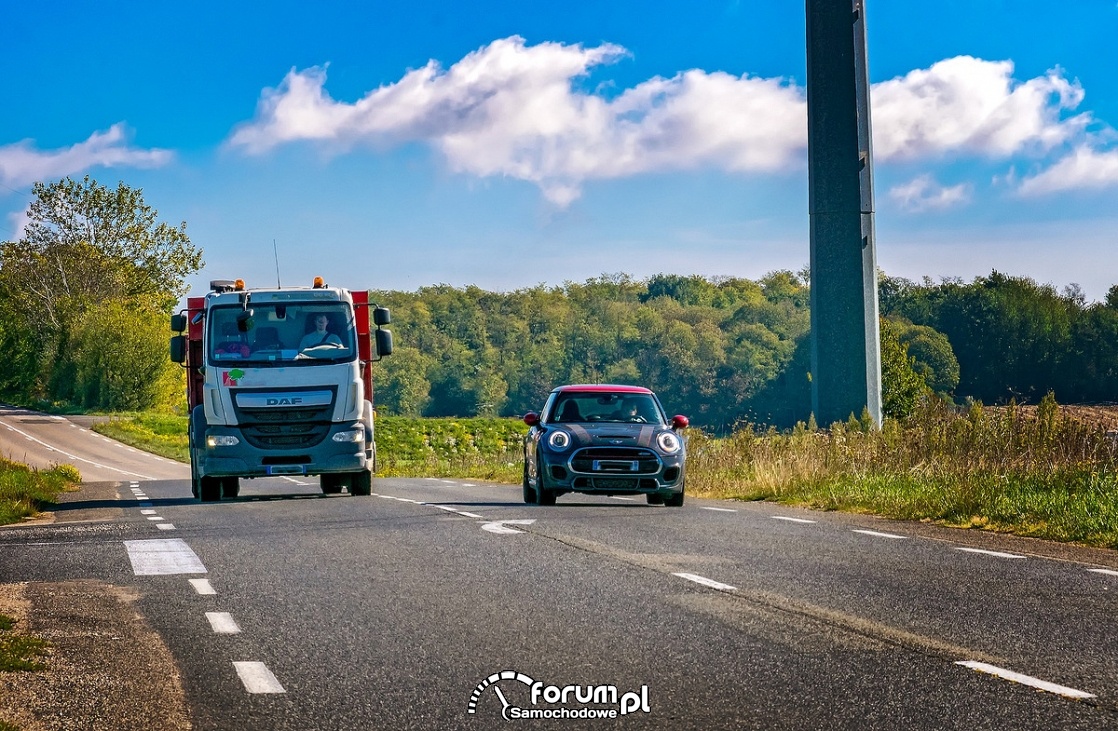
xmin=350 ymin=469 xmax=372 ymax=496
xmin=199 ymin=475 xmax=222 ymax=502
xmin=321 ymin=474 xmax=345 ymax=494
xmin=221 ymin=477 xmax=240 ymax=498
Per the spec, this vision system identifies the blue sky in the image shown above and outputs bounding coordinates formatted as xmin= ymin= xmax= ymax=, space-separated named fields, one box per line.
xmin=2 ymin=1 xmax=1117 ymax=300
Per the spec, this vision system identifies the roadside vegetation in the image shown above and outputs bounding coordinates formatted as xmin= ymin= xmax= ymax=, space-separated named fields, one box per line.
xmin=0 ymin=459 xmax=80 ymax=526
xmin=87 ymin=395 xmax=1118 ymax=548
xmin=0 ymin=614 xmax=48 ymax=673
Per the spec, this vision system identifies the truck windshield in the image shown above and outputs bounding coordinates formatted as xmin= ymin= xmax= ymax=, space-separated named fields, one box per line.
xmin=208 ymin=303 xmax=357 ymax=365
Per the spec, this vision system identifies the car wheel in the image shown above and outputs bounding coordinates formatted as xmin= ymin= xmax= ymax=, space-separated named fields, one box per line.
xmin=663 ymin=487 xmax=685 ymax=508
xmin=522 ymin=460 xmax=537 ymax=504
xmin=646 ymin=493 xmax=664 ymax=505
xmin=534 ymin=456 xmax=556 ymax=506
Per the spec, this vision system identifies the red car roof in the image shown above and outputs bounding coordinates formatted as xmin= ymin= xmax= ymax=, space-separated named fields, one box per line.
xmin=551 ymin=384 xmax=653 ymax=394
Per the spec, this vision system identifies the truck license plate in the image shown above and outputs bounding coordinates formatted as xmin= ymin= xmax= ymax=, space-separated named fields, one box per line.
xmin=266 ymin=465 xmax=307 ymax=475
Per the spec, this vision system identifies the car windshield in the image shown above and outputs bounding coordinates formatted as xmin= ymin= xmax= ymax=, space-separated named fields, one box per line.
xmin=548 ymin=393 xmax=663 ymax=425
xmin=208 ymin=302 xmax=356 ymax=365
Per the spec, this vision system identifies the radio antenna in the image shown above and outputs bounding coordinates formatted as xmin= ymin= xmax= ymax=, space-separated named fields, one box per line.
xmin=273 ymin=239 xmax=282 ymax=288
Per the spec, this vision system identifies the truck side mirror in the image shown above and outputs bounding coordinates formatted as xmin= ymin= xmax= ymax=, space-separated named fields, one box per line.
xmin=373 ymin=307 xmax=391 ymax=327
xmin=170 ymin=314 xmax=187 ymax=332
xmin=375 ymin=329 xmax=393 ymax=358
xmin=170 ymin=335 xmax=187 ymax=364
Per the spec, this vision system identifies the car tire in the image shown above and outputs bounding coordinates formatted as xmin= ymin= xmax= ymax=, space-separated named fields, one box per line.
xmin=646 ymin=493 xmax=664 ymax=505
xmin=534 ymin=457 xmax=556 ymax=506
xmin=522 ymin=460 xmax=537 ymax=504
xmin=663 ymin=488 xmax=685 ymax=508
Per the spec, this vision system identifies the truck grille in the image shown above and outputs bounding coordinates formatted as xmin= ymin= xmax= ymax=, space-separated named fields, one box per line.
xmin=231 ymin=388 xmax=337 ymax=450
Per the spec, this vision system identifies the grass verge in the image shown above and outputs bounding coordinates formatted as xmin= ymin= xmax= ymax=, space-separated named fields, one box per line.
xmin=88 ymin=395 xmax=1118 ymax=549
xmin=0 ymin=459 xmax=80 ymax=527
xmin=0 ymin=614 xmax=48 ymax=673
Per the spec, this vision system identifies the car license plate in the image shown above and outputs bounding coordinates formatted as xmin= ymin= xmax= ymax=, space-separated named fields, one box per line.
xmin=593 ymin=460 xmax=639 ymax=472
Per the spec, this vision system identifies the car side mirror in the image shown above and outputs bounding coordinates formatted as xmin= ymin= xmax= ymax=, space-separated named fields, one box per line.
xmin=671 ymin=415 xmax=689 ymax=431
xmin=523 ymin=412 xmax=540 ymax=427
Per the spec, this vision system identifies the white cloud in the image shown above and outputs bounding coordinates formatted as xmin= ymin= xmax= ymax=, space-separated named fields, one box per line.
xmin=1016 ymin=145 xmax=1118 ymax=195
xmin=871 ymin=56 xmax=1089 ymax=160
xmin=0 ymin=123 xmax=173 ymax=189
xmin=888 ymin=174 xmax=972 ymax=212
xmin=228 ymin=36 xmax=806 ymax=206
xmin=228 ymin=38 xmax=1107 ymax=205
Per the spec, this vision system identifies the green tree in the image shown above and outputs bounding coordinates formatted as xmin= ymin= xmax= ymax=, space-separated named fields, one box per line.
xmin=880 ymin=318 xmax=927 ymax=420
xmin=0 ymin=176 xmax=202 ymax=407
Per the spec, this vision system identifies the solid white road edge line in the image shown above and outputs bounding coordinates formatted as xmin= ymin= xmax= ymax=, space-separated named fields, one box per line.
xmin=852 ymin=529 xmax=907 ymax=540
xmin=701 ymin=507 xmax=737 ymax=512
xmin=206 ymin=612 xmax=241 ymax=634
xmin=772 ymin=516 xmax=816 ymax=524
xmin=233 ymin=662 xmax=286 ymax=694
xmin=954 ymin=547 xmax=1026 ymax=559
xmin=673 ymin=573 xmax=737 ymax=592
xmin=955 ymin=661 xmax=1095 ymax=699
xmin=1087 ymin=568 xmax=1118 ymax=577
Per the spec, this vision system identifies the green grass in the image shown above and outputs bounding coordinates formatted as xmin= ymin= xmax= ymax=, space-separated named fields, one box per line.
xmin=85 ymin=395 xmax=1118 ymax=549
xmin=0 ymin=613 xmax=48 ymax=673
xmin=0 ymin=459 xmax=79 ymax=527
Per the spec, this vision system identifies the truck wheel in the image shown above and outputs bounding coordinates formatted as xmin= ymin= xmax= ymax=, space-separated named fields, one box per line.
xmin=222 ymin=477 xmax=240 ymax=498
xmin=350 ymin=469 xmax=372 ymax=496
xmin=199 ymin=476 xmax=222 ymax=502
xmin=321 ymin=474 xmax=344 ymax=494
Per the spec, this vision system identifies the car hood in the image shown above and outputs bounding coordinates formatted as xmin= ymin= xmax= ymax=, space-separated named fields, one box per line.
xmin=554 ymin=422 xmax=664 ymax=448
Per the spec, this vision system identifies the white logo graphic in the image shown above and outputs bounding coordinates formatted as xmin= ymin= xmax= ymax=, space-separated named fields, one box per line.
xmin=468 ymin=670 xmax=651 ymax=721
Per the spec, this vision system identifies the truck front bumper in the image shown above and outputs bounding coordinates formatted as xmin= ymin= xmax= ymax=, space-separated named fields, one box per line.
xmin=196 ymin=420 xmax=369 ymax=478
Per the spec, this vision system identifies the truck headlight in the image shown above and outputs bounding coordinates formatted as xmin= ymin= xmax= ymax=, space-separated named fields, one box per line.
xmin=332 ymin=429 xmax=364 ymax=443
xmin=207 ymin=435 xmax=240 ymax=448
xmin=656 ymin=432 xmax=681 ymax=453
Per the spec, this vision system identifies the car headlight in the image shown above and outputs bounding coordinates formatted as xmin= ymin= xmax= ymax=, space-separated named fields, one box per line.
xmin=207 ymin=435 xmax=240 ymax=448
xmin=332 ymin=429 xmax=365 ymax=443
xmin=547 ymin=430 xmax=571 ymax=450
xmin=656 ymin=431 xmax=681 ymax=453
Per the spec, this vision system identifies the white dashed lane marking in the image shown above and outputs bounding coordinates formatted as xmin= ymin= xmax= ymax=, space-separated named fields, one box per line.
xmin=954 ymin=547 xmax=1026 ymax=559
xmin=125 ymin=539 xmax=206 ymax=575
xmin=233 ymin=662 xmax=286 ymax=694
xmin=956 ymin=661 xmax=1095 ymax=699
xmin=673 ymin=572 xmax=737 ymax=592
xmin=852 ymin=529 xmax=907 ymax=540
xmin=772 ymin=516 xmax=816 ymax=524
xmin=190 ymin=578 xmax=217 ymax=595
xmin=206 ymin=612 xmax=242 ymax=634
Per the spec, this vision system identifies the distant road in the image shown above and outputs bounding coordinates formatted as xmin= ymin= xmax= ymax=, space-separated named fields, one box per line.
xmin=2 ymin=405 xmax=1118 ymax=729
xmin=0 ymin=404 xmax=189 ymax=481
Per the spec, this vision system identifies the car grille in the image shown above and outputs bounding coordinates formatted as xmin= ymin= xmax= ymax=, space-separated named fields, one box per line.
xmin=570 ymin=447 xmax=661 ymax=475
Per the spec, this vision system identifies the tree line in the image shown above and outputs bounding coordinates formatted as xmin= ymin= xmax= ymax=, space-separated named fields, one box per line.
xmin=3 ymin=176 xmax=1114 ymax=428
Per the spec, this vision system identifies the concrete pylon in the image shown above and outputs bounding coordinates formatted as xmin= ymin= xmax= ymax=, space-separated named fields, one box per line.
xmin=805 ymin=0 xmax=882 ymax=427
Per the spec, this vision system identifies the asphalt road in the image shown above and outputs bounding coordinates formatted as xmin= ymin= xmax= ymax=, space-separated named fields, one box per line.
xmin=2 ymin=405 xmax=1118 ymax=730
